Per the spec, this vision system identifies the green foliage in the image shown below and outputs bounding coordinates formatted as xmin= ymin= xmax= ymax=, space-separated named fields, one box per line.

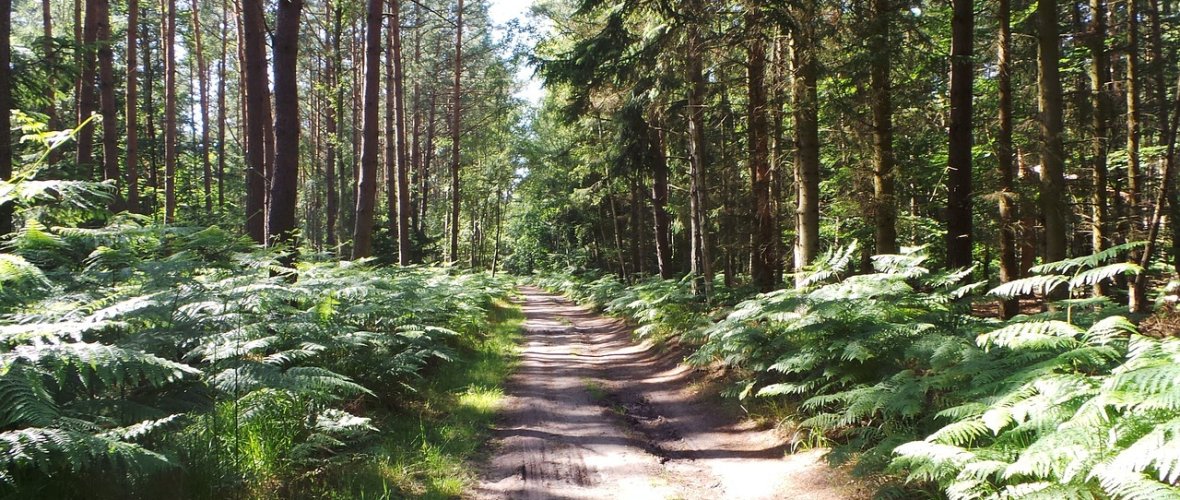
xmin=0 ymin=217 xmax=514 ymax=497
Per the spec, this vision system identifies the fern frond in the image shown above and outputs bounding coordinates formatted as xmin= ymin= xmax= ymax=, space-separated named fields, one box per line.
xmin=989 ymin=276 xmax=1068 ymax=299
xmin=1067 ymin=263 xmax=1142 ymax=290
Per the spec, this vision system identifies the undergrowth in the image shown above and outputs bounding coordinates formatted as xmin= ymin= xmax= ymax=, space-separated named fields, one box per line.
xmin=0 ymin=212 xmax=516 ymax=498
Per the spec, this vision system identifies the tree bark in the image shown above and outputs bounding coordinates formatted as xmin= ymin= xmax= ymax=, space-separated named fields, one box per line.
xmin=0 ymin=0 xmax=11 ymax=235
xmin=352 ymin=0 xmax=383 ymax=259
xmin=125 ymin=0 xmax=140 ymax=211
xmin=686 ymin=0 xmax=713 ymax=296
xmin=163 ymin=0 xmax=177 ymax=222
xmin=215 ymin=0 xmax=228 ymax=211
xmin=391 ymin=0 xmax=412 ymax=265
xmin=41 ymin=0 xmax=61 ymax=166
xmin=651 ymin=124 xmax=673 ymax=279
xmin=76 ymin=0 xmax=100 ymax=177
xmin=143 ymin=18 xmax=159 ymax=213
xmin=1038 ymin=0 xmax=1068 ymax=265
xmin=946 ymin=0 xmax=974 ymax=270
xmin=792 ymin=0 xmax=820 ymax=286
xmin=1088 ymin=0 xmax=1111 ymax=295
xmin=385 ymin=11 xmax=398 ymax=246
xmin=193 ymin=0 xmax=213 ymax=215
xmin=870 ymin=0 xmax=897 ymax=256
xmin=325 ymin=1 xmax=341 ymax=251
xmin=997 ymin=0 xmax=1019 ymax=318
xmin=1126 ymin=0 xmax=1142 ymax=232
xmin=747 ymin=5 xmax=775 ymax=291
xmin=96 ymin=0 xmax=119 ymax=208
xmin=268 ymin=0 xmax=303 ymax=255
xmin=242 ymin=0 xmax=268 ymax=242
xmin=449 ymin=0 xmax=464 ymax=264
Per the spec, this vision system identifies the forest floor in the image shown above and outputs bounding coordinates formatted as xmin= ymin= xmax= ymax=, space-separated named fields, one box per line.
xmin=472 ymin=287 xmax=870 ymax=500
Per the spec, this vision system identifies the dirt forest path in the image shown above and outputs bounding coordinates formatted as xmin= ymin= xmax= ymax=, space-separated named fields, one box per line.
xmin=473 ymin=287 xmax=865 ymax=500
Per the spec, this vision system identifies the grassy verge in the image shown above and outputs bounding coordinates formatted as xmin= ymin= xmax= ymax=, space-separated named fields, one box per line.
xmin=312 ymin=297 xmax=524 ymax=499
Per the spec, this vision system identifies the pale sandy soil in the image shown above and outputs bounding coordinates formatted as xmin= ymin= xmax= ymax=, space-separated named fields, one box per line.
xmin=472 ymin=287 xmax=871 ymax=500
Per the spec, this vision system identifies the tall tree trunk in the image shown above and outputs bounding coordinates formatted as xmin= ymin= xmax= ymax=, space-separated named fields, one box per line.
xmin=352 ymin=0 xmax=383 ymax=259
xmin=0 ymin=0 xmax=11 ymax=235
xmin=1088 ymin=0 xmax=1111 ymax=295
xmin=143 ymin=19 xmax=159 ymax=214
xmin=163 ymin=0 xmax=177 ymax=222
xmin=268 ymin=0 xmax=303 ymax=255
xmin=651 ymin=124 xmax=673 ymax=279
xmin=76 ymin=0 xmax=100 ymax=177
xmin=96 ymin=0 xmax=119 ymax=208
xmin=41 ymin=0 xmax=61 ymax=166
xmin=946 ymin=0 xmax=974 ymax=270
xmin=871 ymin=0 xmax=897 ymax=255
xmin=686 ymin=0 xmax=713 ymax=296
xmin=792 ymin=0 xmax=820 ymax=286
xmin=384 ymin=12 xmax=397 ymax=247
xmin=423 ymin=89 xmax=438 ymax=228
xmin=1126 ymin=0 xmax=1142 ymax=231
xmin=747 ymin=5 xmax=775 ymax=291
xmin=325 ymin=2 xmax=341 ymax=251
xmin=449 ymin=0 xmax=464 ymax=264
xmin=193 ymin=0 xmax=213 ymax=215
xmin=242 ymin=0 xmax=267 ymax=241
xmin=1038 ymin=0 xmax=1068 ymax=265
xmin=215 ymin=0 xmax=228 ymax=211
xmin=391 ymin=0 xmax=411 ymax=265
xmin=125 ymin=0 xmax=139 ymax=211
xmin=410 ymin=0 xmax=422 ymax=238
xmin=997 ymin=0 xmax=1019 ymax=318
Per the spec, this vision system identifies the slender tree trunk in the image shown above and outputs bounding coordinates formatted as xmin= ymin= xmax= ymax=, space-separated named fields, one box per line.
xmin=391 ymin=0 xmax=411 ymax=265
xmin=450 ymin=0 xmax=464 ymax=264
xmin=76 ymin=0 xmax=100 ymax=177
xmin=686 ymin=0 xmax=713 ymax=296
xmin=325 ymin=2 xmax=341 ymax=250
xmin=268 ymin=0 xmax=303 ymax=255
xmin=651 ymin=124 xmax=673 ymax=279
xmin=0 ymin=0 xmax=11 ymax=235
xmin=163 ymin=0 xmax=177 ymax=222
xmin=1088 ymin=0 xmax=1111 ymax=295
xmin=125 ymin=0 xmax=139 ymax=211
xmin=1131 ymin=73 xmax=1180 ymax=312
xmin=410 ymin=1 xmax=422 ymax=238
xmin=41 ymin=0 xmax=61 ymax=166
xmin=242 ymin=0 xmax=267 ymax=241
xmin=1126 ymin=0 xmax=1142 ymax=230
xmin=215 ymin=0 xmax=228 ymax=211
xmin=143 ymin=20 xmax=160 ymax=214
xmin=792 ymin=0 xmax=820 ymax=286
xmin=384 ymin=13 xmax=398 ymax=246
xmin=747 ymin=6 xmax=775 ymax=291
xmin=193 ymin=0 xmax=213 ymax=215
xmin=1038 ymin=0 xmax=1068 ymax=265
xmin=946 ymin=0 xmax=974 ymax=270
xmin=423 ymin=89 xmax=438 ymax=227
xmin=96 ymin=0 xmax=119 ymax=208
xmin=997 ymin=0 xmax=1019 ymax=318
xmin=871 ymin=0 xmax=897 ymax=256
xmin=352 ymin=0 xmax=383 ymax=259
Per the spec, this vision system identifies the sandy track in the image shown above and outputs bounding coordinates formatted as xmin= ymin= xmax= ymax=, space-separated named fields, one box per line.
xmin=472 ymin=288 xmax=863 ymax=500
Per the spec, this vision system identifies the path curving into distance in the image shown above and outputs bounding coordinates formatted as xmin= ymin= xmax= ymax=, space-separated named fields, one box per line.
xmin=473 ymin=287 xmax=866 ymax=500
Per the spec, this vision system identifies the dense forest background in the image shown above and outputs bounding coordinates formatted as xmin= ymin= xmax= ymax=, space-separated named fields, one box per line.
xmin=2 ymin=0 xmax=1180 ymax=497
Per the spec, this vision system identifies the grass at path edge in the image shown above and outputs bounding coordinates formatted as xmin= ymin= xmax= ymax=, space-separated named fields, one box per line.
xmin=313 ymin=296 xmax=524 ymax=499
